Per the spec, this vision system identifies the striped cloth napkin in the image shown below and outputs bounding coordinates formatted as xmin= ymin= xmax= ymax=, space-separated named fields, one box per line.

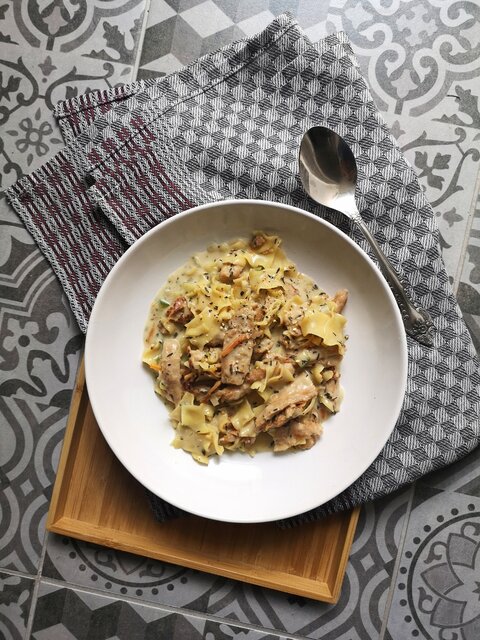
xmin=7 ymin=14 xmax=479 ymax=527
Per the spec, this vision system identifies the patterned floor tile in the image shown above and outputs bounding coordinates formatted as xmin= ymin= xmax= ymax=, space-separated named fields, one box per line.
xmin=182 ymin=0 xmax=234 ymax=37
xmin=326 ymin=0 xmax=480 ymax=121
xmin=0 ymin=190 xmax=82 ymax=574
xmin=0 ymin=0 xmax=146 ymax=65
xmin=385 ymin=485 xmax=480 ymax=640
xmin=197 ymin=24 xmax=247 ymax=56
xmin=0 ymin=40 xmax=132 ymax=193
xmin=41 ymin=532 xmax=224 ymax=614
xmin=0 ymin=0 xmax=145 ymax=584
xmin=147 ymin=0 xmax=178 ymax=26
xmin=457 ymin=193 xmax=480 ymax=353
xmin=382 ymin=111 xmax=480 ymax=285
xmin=430 ymin=80 xmax=480 ymax=134
xmin=137 ymin=0 xmax=330 ymax=80
xmin=0 ymin=571 xmax=34 ymax=640
xmin=138 ymin=51 xmax=184 ymax=80
xmin=0 ymin=392 xmax=79 ymax=574
xmin=206 ymin=490 xmax=411 ymax=639
xmin=30 ymin=582 xmax=287 ymax=640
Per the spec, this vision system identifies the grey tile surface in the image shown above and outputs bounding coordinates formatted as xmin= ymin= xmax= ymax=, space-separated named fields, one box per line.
xmin=386 ymin=485 xmax=480 ymax=640
xmin=458 ymin=193 xmax=480 ymax=352
xmin=138 ymin=0 xmax=329 ymax=79
xmin=30 ymin=582 xmax=287 ymax=640
xmin=0 ymin=198 xmax=82 ymax=572
xmin=0 ymin=0 xmax=146 ymax=63
xmin=0 ymin=0 xmax=145 ymax=191
xmin=0 ymin=0 xmax=148 ymax=621
xmin=0 ymin=393 xmax=73 ymax=574
xmin=42 ymin=532 xmax=221 ymax=613
xmin=0 ymin=42 xmax=132 ymax=193
xmin=0 ymin=571 xmax=34 ymax=640
xmin=1 ymin=0 xmax=480 ymax=638
xmin=326 ymin=0 xmax=480 ymax=120
xmin=383 ymin=111 xmax=480 ymax=285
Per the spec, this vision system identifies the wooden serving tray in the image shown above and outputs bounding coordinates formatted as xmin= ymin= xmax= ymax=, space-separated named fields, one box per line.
xmin=47 ymin=361 xmax=359 ymax=603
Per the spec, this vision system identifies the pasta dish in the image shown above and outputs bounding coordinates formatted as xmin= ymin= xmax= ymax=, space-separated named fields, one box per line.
xmin=143 ymin=232 xmax=348 ymax=464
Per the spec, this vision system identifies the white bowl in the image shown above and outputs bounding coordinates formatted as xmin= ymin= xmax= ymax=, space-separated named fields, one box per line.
xmin=85 ymin=199 xmax=408 ymax=523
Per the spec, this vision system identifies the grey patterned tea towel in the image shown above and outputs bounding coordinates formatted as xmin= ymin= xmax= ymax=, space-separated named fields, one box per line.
xmin=6 ymin=14 xmax=480 ymax=527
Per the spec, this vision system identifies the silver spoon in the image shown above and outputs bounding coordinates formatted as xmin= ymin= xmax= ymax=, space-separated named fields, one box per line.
xmin=299 ymin=125 xmax=434 ymax=346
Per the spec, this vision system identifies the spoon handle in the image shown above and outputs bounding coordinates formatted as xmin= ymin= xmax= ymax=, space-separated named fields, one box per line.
xmin=353 ymin=214 xmax=434 ymax=347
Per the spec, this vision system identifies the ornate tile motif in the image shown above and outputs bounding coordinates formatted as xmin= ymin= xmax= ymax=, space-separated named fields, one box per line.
xmin=0 ymin=0 xmax=148 ymax=585
xmin=31 ymin=582 xmax=285 ymax=640
xmin=382 ymin=111 xmax=480 ymax=284
xmin=386 ymin=486 xmax=480 ymax=640
xmin=458 ymin=194 xmax=480 ymax=353
xmin=0 ymin=0 xmax=145 ymax=63
xmin=0 ymin=572 xmax=34 ymax=640
xmin=0 ymin=189 xmax=83 ymax=573
xmin=42 ymin=532 xmax=222 ymax=612
xmin=0 ymin=41 xmax=132 ymax=193
xmin=0 ymin=393 xmax=78 ymax=573
xmin=326 ymin=0 xmax=480 ymax=120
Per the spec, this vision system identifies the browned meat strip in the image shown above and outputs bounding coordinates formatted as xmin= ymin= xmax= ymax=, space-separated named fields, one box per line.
xmin=214 ymin=369 xmax=265 ymax=403
xmin=219 ymin=424 xmax=254 ymax=448
xmin=253 ymin=336 xmax=273 ymax=360
xmin=270 ymin=412 xmax=322 ymax=452
xmin=332 ymin=289 xmax=348 ymax=313
xmin=218 ymin=264 xmax=244 ymax=283
xmin=247 ymin=368 xmax=266 ymax=383
xmin=221 ymin=309 xmax=255 ymax=385
xmin=205 ymin=331 xmax=225 ymax=347
xmin=160 ymin=338 xmax=183 ymax=404
xmin=215 ymin=385 xmax=250 ymax=403
xmin=185 ymin=383 xmax=211 ymax=401
xmin=165 ymin=296 xmax=193 ymax=324
xmin=255 ymin=373 xmax=317 ymax=432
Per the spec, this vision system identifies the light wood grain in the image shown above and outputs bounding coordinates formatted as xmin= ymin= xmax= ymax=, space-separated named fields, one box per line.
xmin=47 ymin=360 xmax=359 ymax=603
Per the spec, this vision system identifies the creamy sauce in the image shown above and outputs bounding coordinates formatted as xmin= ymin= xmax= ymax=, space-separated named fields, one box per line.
xmin=143 ymin=233 xmax=347 ymax=464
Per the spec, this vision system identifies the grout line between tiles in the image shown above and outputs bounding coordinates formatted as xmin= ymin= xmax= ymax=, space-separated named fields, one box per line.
xmin=0 ymin=568 xmax=36 ymax=580
xmin=453 ymin=167 xmax=480 ymax=293
xmin=24 ymin=529 xmax=50 ymax=639
xmin=131 ymin=0 xmax=152 ymax=82
xmin=378 ymin=482 xmax=416 ymax=640
xmin=37 ymin=576 xmax=307 ymax=639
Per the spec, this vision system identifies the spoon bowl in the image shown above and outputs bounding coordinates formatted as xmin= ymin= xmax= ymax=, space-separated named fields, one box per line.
xmin=299 ymin=126 xmax=434 ymax=347
xmin=299 ymin=125 xmax=358 ymax=216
